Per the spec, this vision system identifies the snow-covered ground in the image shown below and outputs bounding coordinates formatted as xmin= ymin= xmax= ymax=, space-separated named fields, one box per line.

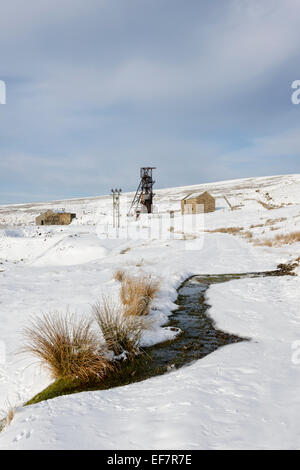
xmin=0 ymin=174 xmax=299 ymax=449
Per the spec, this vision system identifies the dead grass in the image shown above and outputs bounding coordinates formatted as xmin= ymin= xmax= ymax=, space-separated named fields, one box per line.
xmin=22 ymin=312 xmax=113 ymax=383
xmin=114 ymin=269 xmax=125 ymax=282
xmin=120 ymin=275 xmax=160 ymax=316
xmin=241 ymin=231 xmax=253 ymax=240
xmin=206 ymin=227 xmax=243 ymax=235
xmin=205 ymin=222 xmax=300 ymax=248
xmin=265 ymin=217 xmax=287 ymax=226
xmin=250 ymin=224 xmax=264 ymax=229
xmin=0 ymin=405 xmax=14 ymax=433
xmin=254 ymin=231 xmax=300 ymax=247
xmin=93 ymin=297 xmax=147 ymax=357
xmin=183 ymin=233 xmax=197 ymax=240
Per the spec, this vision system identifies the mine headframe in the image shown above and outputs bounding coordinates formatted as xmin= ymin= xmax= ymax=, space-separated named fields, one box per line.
xmin=128 ymin=167 xmax=156 ymax=215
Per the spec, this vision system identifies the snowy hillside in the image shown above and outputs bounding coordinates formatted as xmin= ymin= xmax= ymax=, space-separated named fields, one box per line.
xmin=0 ymin=174 xmax=300 ymax=450
xmin=1 ymin=173 xmax=299 ymax=226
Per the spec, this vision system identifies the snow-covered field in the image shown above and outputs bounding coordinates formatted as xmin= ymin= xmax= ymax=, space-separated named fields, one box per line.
xmin=0 ymin=174 xmax=299 ymax=450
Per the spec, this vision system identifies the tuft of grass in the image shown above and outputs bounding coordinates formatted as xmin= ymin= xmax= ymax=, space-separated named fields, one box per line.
xmin=254 ymin=231 xmax=300 ymax=247
xmin=93 ymin=297 xmax=147 ymax=358
xmin=183 ymin=233 xmax=197 ymax=240
xmin=114 ymin=269 xmax=125 ymax=282
xmin=206 ymin=227 xmax=243 ymax=235
xmin=22 ymin=312 xmax=113 ymax=383
xmin=241 ymin=231 xmax=253 ymax=240
xmin=265 ymin=217 xmax=287 ymax=226
xmin=250 ymin=224 xmax=264 ymax=229
xmin=120 ymin=275 xmax=160 ymax=316
xmin=0 ymin=405 xmax=14 ymax=433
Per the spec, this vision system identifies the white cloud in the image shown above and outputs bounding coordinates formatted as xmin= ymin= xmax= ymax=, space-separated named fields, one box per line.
xmin=0 ymin=0 xmax=300 ymax=202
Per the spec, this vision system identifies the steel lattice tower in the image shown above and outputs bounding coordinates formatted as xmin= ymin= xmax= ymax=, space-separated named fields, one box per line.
xmin=128 ymin=167 xmax=156 ymax=215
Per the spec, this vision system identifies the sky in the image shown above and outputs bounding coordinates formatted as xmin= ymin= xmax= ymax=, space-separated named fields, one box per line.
xmin=1 ymin=0 xmax=300 ymax=203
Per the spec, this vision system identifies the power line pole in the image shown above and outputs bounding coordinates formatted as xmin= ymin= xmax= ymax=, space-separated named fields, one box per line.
xmin=111 ymin=188 xmax=122 ymax=228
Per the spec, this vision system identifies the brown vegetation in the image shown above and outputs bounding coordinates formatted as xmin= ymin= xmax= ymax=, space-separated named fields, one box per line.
xmin=183 ymin=233 xmax=197 ymax=240
xmin=275 ymin=262 xmax=298 ymax=276
xmin=205 ymin=222 xmax=300 ymax=249
xmin=240 ymin=231 xmax=253 ymax=240
xmin=265 ymin=217 xmax=287 ymax=226
xmin=206 ymin=227 xmax=243 ymax=235
xmin=0 ymin=406 xmax=14 ymax=433
xmin=120 ymin=274 xmax=160 ymax=316
xmin=114 ymin=269 xmax=125 ymax=282
xmin=254 ymin=231 xmax=300 ymax=247
xmin=93 ymin=297 xmax=147 ymax=357
xmin=249 ymin=224 xmax=264 ymax=229
xmin=23 ymin=312 xmax=113 ymax=382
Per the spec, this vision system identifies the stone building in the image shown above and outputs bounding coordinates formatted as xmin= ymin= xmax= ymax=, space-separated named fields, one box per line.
xmin=35 ymin=210 xmax=76 ymax=226
xmin=181 ymin=191 xmax=215 ymax=214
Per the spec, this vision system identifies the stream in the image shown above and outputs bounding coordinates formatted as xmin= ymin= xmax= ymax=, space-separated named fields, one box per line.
xmin=94 ymin=270 xmax=284 ymax=390
xmin=26 ymin=267 xmax=291 ymax=404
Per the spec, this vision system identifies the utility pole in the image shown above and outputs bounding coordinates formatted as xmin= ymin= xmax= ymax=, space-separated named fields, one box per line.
xmin=170 ymin=210 xmax=174 ymax=239
xmin=111 ymin=188 xmax=122 ymax=228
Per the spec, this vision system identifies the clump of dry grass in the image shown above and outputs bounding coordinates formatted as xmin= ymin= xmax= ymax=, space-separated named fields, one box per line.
xmin=254 ymin=231 xmax=300 ymax=247
xmin=123 ymin=297 xmax=148 ymax=316
xmin=206 ymin=227 xmax=243 ymax=235
xmin=265 ymin=217 xmax=287 ymax=226
xmin=120 ymin=275 xmax=160 ymax=316
xmin=22 ymin=312 xmax=113 ymax=382
xmin=114 ymin=269 xmax=125 ymax=282
xmin=183 ymin=233 xmax=197 ymax=240
xmin=93 ymin=297 xmax=147 ymax=358
xmin=241 ymin=230 xmax=253 ymax=240
xmin=0 ymin=405 xmax=14 ymax=433
xmin=274 ymin=231 xmax=300 ymax=245
xmin=206 ymin=222 xmax=300 ymax=248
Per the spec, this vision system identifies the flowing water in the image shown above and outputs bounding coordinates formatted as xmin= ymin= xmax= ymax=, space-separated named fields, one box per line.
xmin=98 ymin=271 xmax=280 ymax=388
xmin=26 ymin=267 xmax=291 ymax=404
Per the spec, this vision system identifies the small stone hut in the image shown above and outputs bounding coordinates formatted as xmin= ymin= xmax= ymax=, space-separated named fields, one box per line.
xmin=35 ymin=210 xmax=76 ymax=226
xmin=181 ymin=191 xmax=215 ymax=214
